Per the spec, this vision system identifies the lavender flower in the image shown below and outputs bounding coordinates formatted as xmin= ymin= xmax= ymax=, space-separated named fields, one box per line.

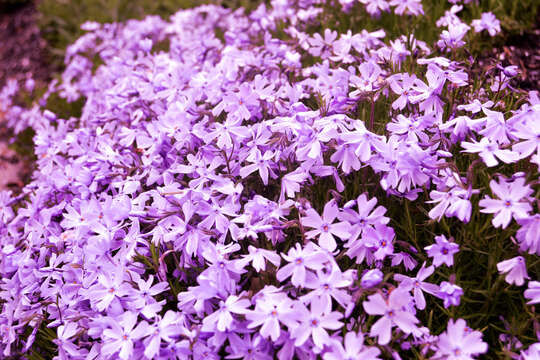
xmin=361 ymin=269 xmax=384 ymax=288
xmin=302 ymin=200 xmax=351 ymax=252
xmin=497 ymin=256 xmax=529 ymax=286
xmin=437 ymin=281 xmax=463 ymax=308
xmin=471 ymin=12 xmax=501 ymax=36
xmin=516 ymin=215 xmax=540 ymax=255
xmin=323 ymin=331 xmax=381 ymax=359
xmin=291 ymin=297 xmax=343 ymax=348
xmin=425 ymin=235 xmax=459 ymax=267
xmin=479 ymin=177 xmax=533 ymax=229
xmin=524 ymin=281 xmax=540 ymax=305
xmin=101 ymin=312 xmax=149 ymax=360
xmin=461 ymin=137 xmax=519 ymax=167
xmin=434 ymin=319 xmax=487 ymax=359
xmin=394 ymin=263 xmax=438 ymax=310
xmin=276 ymin=243 xmax=328 ymax=287
xmin=363 ymin=288 xmax=420 ymax=345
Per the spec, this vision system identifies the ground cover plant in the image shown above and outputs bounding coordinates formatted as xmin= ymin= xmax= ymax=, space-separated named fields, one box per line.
xmin=0 ymin=0 xmax=539 ymax=359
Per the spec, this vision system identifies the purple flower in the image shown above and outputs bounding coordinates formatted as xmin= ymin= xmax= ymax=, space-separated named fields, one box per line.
xmin=54 ymin=322 xmax=86 ymax=359
xmin=409 ymin=64 xmax=446 ymax=114
xmin=330 ymin=142 xmax=362 ymax=174
xmin=522 ymin=343 xmax=540 ymax=360
xmin=390 ymin=0 xmax=423 ymax=16
xmin=497 ymin=256 xmax=529 ymax=286
xmin=340 ymin=120 xmax=384 ymax=163
xmin=437 ymin=281 xmax=463 ymax=308
xmin=302 ymin=200 xmax=351 ymax=252
xmin=302 ymin=267 xmax=353 ymax=312
xmin=437 ymin=22 xmax=470 ymax=51
xmin=461 ymin=137 xmax=519 ymax=167
xmin=276 ymin=242 xmax=328 ymax=287
xmin=307 ymin=29 xmax=338 ymax=59
xmin=512 ymin=118 xmax=540 ymax=161
xmin=296 ymin=128 xmax=332 ymax=162
xmin=101 ymin=312 xmax=149 ymax=360
xmin=84 ymin=272 xmax=133 ymax=312
xmin=436 ymin=4 xmax=464 ymax=27
xmin=212 ymin=84 xmax=258 ymax=121
xmin=201 ymin=295 xmax=251 ymax=332
xmin=457 ymin=99 xmax=494 ymax=114
xmin=434 ymin=319 xmax=487 ymax=359
xmin=192 ymin=341 xmax=220 ymax=360
xmin=386 ymin=114 xmax=429 ymax=143
xmin=391 ymin=252 xmax=418 ymax=271
xmin=340 ymin=193 xmax=390 ymax=242
xmin=359 ymin=0 xmax=391 ymax=16
xmin=363 ymin=224 xmax=395 ymax=260
xmin=524 ymin=281 xmax=540 ymax=305
xmin=428 ymin=186 xmax=474 ymax=223
xmin=363 ymin=288 xmax=419 ymax=345
xmin=291 ymin=297 xmax=343 ymax=348
xmin=479 ymin=177 xmax=533 ymax=228
xmin=387 ymin=73 xmax=416 ymax=110
xmin=239 ymin=149 xmax=276 ymax=186
xmin=349 ymin=60 xmax=383 ymax=96
xmin=330 ymin=30 xmax=355 ymax=63
xmin=394 ymin=263 xmax=438 ymax=310
xmin=200 ymin=242 xmax=246 ymax=294
xmin=323 ymin=331 xmax=381 ymax=360
xmin=516 ymin=214 xmax=540 ymax=255
xmin=207 ymin=118 xmax=251 ymax=149
xmin=425 ymin=235 xmax=460 ymax=267
xmin=237 ymin=245 xmax=281 ymax=272
xmin=478 ymin=108 xmax=513 ymax=144
xmin=280 ymin=169 xmax=310 ymax=202
xmin=471 ymin=12 xmax=501 ymax=36
xmin=142 ymin=311 xmax=184 ymax=359
xmin=246 ymin=290 xmax=300 ymax=342
xmin=133 ymin=274 xmax=168 ymax=318
xmin=439 ymin=115 xmax=481 ymax=142
xmin=226 ymin=333 xmax=273 ymax=360
xmin=361 ymin=269 xmax=384 ymax=288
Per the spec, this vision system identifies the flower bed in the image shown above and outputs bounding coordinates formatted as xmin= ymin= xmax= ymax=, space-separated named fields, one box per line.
xmin=0 ymin=0 xmax=539 ymax=359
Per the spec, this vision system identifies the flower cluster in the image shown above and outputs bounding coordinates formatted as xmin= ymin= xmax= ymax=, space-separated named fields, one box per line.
xmin=0 ymin=0 xmax=538 ymax=359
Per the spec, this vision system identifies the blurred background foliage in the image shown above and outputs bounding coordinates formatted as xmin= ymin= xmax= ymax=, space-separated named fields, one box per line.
xmin=36 ymin=0 xmax=266 ymax=70
xmin=32 ymin=0 xmax=539 ymax=73
xmin=0 ymin=0 xmax=533 ymax=76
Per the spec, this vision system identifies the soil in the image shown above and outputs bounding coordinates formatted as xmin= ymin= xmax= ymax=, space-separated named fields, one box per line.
xmin=0 ymin=1 xmax=50 ymax=88
xmin=503 ymin=25 xmax=540 ymax=92
xmin=0 ymin=1 xmax=50 ymax=191
xmin=499 ymin=6 xmax=540 ymax=92
xmin=474 ymin=9 xmax=540 ymax=93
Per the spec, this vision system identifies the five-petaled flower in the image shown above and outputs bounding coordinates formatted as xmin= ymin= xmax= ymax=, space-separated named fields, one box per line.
xmin=479 ymin=177 xmax=533 ymax=228
xmin=363 ymin=288 xmax=420 ymax=345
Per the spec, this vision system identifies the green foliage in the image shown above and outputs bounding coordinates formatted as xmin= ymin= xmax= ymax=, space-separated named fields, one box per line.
xmin=45 ymin=91 xmax=85 ymax=120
